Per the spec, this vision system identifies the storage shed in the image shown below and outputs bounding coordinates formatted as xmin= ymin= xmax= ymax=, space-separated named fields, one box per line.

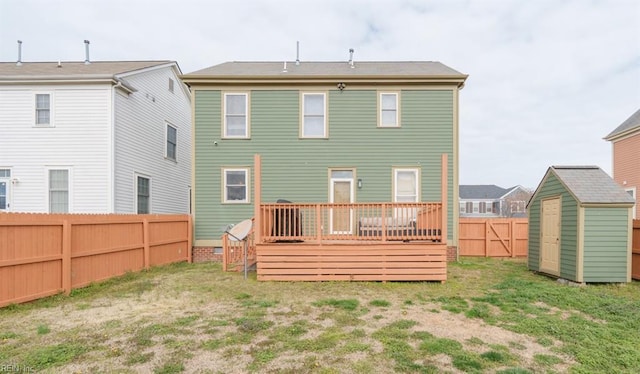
xmin=528 ymin=166 xmax=635 ymax=283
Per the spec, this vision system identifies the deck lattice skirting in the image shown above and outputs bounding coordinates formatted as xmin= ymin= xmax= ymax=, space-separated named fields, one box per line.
xmin=256 ymin=242 xmax=447 ymax=281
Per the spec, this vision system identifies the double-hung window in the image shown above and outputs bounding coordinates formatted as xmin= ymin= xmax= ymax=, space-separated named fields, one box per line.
xmin=166 ymin=123 xmax=177 ymax=161
xmin=394 ymin=168 xmax=419 ymax=202
xmin=379 ymin=93 xmax=399 ymax=127
xmin=302 ymin=93 xmax=326 ymax=138
xmin=35 ymin=93 xmax=51 ymax=126
xmin=223 ymin=168 xmax=249 ymax=203
xmin=49 ymin=169 xmax=69 ymax=213
xmin=224 ymin=93 xmax=248 ymax=138
xmin=136 ymin=175 xmax=151 ymax=214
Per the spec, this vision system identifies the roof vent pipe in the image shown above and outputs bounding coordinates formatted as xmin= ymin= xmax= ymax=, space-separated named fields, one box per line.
xmin=16 ymin=40 xmax=22 ymax=66
xmin=296 ymin=41 xmax=300 ymax=66
xmin=349 ymin=48 xmax=354 ymax=68
xmin=84 ymin=40 xmax=91 ymax=64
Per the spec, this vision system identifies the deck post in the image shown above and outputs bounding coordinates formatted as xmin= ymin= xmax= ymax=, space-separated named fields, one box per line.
xmin=254 ymin=154 xmax=262 ymax=244
xmin=316 ymin=204 xmax=322 ymax=243
xmin=441 ymin=154 xmax=448 ymax=246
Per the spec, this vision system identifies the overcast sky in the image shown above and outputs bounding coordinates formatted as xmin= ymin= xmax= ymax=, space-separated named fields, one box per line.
xmin=1 ymin=0 xmax=638 ymax=189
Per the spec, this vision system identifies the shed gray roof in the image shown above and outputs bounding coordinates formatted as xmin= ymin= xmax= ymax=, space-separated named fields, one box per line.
xmin=550 ymin=166 xmax=635 ymax=204
xmin=0 ymin=61 xmax=175 ymax=81
xmin=459 ymin=185 xmax=508 ymax=199
xmin=604 ymin=108 xmax=640 ymax=140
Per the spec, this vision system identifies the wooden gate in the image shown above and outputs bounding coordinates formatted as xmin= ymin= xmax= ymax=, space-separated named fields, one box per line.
xmin=459 ymin=218 xmax=528 ymax=257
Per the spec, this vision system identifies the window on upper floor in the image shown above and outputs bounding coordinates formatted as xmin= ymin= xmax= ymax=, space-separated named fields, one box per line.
xmin=166 ymin=123 xmax=177 ymax=161
xmin=168 ymin=78 xmax=175 ymax=93
xmin=223 ymin=93 xmax=249 ymax=138
xmin=35 ymin=93 xmax=52 ymax=126
xmin=459 ymin=202 xmax=465 ymax=213
xmin=479 ymin=202 xmax=487 ymax=214
xmin=223 ymin=168 xmax=250 ymax=203
xmin=379 ymin=92 xmax=399 ymax=127
xmin=465 ymin=202 xmax=473 ymax=213
xmin=301 ymin=93 xmax=326 ymax=138
xmin=49 ymin=169 xmax=69 ymax=213
xmin=136 ymin=175 xmax=151 ymax=214
xmin=393 ymin=168 xmax=419 ymax=203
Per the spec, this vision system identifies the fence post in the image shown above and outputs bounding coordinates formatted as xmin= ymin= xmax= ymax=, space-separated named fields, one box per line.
xmin=485 ymin=220 xmax=490 ymax=257
xmin=510 ymin=220 xmax=515 ymax=257
xmin=143 ymin=218 xmax=150 ymax=269
xmin=62 ymin=220 xmax=72 ymax=295
xmin=187 ymin=215 xmax=193 ymax=263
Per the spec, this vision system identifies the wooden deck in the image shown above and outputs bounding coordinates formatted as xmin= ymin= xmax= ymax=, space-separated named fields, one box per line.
xmin=221 ymin=154 xmax=449 ymax=282
xmin=256 ymin=241 xmax=447 ymax=281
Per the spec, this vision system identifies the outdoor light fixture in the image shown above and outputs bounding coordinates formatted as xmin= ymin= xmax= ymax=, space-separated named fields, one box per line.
xmin=357 ymin=178 xmax=362 ymax=189
xmin=337 ymin=82 xmax=346 ymax=91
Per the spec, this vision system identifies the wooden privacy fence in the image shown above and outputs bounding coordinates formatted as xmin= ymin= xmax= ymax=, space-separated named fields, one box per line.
xmin=459 ymin=218 xmax=528 ymax=257
xmin=0 ymin=213 xmax=192 ymax=307
xmin=633 ymin=220 xmax=640 ymax=280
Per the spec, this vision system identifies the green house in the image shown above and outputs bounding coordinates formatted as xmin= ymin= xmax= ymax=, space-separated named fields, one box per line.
xmin=182 ymin=60 xmax=467 ymax=266
xmin=528 ymin=166 xmax=635 ymax=283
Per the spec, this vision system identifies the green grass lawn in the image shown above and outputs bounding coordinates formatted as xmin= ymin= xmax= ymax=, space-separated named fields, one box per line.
xmin=1 ymin=258 xmax=638 ymax=373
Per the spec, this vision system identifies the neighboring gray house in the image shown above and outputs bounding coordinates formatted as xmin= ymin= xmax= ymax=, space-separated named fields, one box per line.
xmin=459 ymin=185 xmax=530 ymax=218
xmin=0 ymin=56 xmax=191 ymax=214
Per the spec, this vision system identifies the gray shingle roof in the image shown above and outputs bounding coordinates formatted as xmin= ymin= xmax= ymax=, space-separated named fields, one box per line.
xmin=185 ymin=61 xmax=466 ymax=79
xmin=459 ymin=185 xmax=508 ymax=199
xmin=551 ymin=166 xmax=635 ymax=204
xmin=0 ymin=61 xmax=174 ymax=81
xmin=604 ymin=108 xmax=640 ymax=140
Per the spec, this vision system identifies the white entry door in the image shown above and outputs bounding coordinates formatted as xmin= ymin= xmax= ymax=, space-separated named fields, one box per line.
xmin=330 ymin=170 xmax=354 ymax=234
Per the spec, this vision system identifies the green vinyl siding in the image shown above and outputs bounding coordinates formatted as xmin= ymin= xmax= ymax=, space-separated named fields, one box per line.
xmin=583 ymin=207 xmax=629 ymax=282
xmin=528 ymin=173 xmax=578 ymax=280
xmin=194 ymin=89 xmax=455 ymax=240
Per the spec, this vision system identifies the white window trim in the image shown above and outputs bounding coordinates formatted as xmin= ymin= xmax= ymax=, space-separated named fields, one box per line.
xmin=223 ymin=93 xmax=250 ymax=139
xmin=378 ymin=92 xmax=400 ymax=127
xmin=392 ymin=168 xmax=420 ymax=202
xmin=34 ymin=92 xmax=54 ymax=127
xmin=222 ymin=167 xmax=250 ymax=204
xmin=165 ymin=122 xmax=177 ymax=162
xmin=300 ymin=92 xmax=327 ymax=138
xmin=46 ymin=167 xmax=72 ymax=213
xmin=626 ymin=187 xmax=636 ymax=219
xmin=135 ymin=173 xmax=152 ymax=214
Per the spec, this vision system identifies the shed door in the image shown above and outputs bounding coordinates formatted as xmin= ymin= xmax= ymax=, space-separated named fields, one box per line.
xmin=540 ymin=198 xmax=561 ymax=274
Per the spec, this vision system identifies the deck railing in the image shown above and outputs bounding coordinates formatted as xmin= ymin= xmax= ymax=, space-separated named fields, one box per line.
xmin=257 ymin=202 xmax=443 ymax=243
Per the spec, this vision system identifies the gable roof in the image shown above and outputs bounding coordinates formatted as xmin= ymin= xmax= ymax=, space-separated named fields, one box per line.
xmin=0 ymin=61 xmax=176 ymax=82
xmin=604 ymin=108 xmax=640 ymax=141
xmin=182 ymin=61 xmax=467 ymax=86
xmin=459 ymin=185 xmax=508 ymax=199
xmin=531 ymin=166 xmax=634 ymax=206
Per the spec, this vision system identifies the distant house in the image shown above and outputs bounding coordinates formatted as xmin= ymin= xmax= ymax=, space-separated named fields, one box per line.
xmin=604 ymin=108 xmax=640 ymax=219
xmin=459 ymin=185 xmax=530 ymax=218
xmin=0 ymin=59 xmax=191 ymax=214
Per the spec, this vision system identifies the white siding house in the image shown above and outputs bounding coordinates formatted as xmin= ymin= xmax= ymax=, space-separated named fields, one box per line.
xmin=0 ymin=61 xmax=191 ymax=214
